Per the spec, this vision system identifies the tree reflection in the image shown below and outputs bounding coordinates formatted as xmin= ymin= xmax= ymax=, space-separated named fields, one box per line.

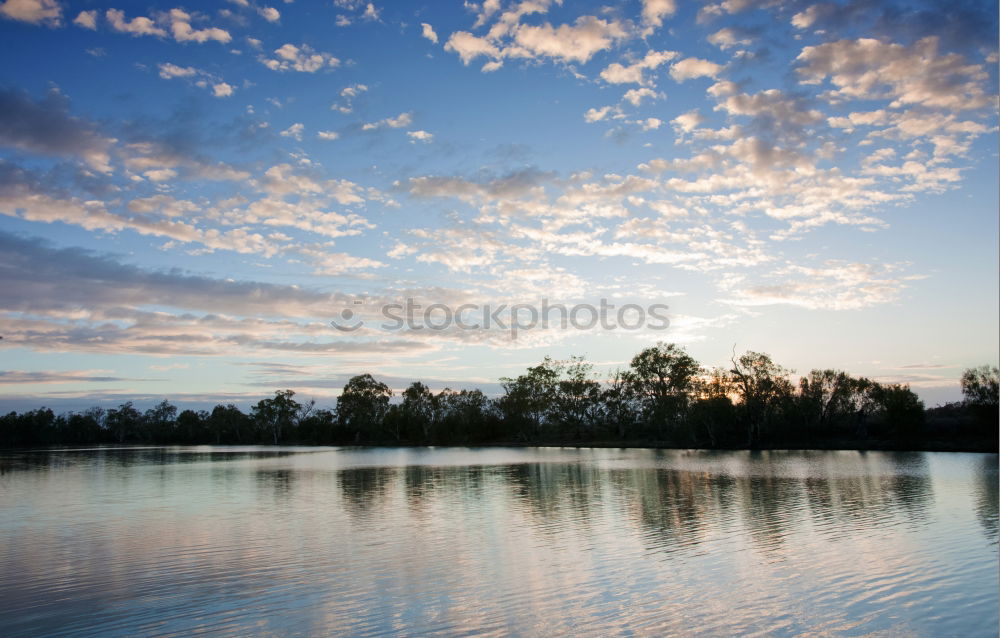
xmin=338 ymin=467 xmax=398 ymax=518
xmin=503 ymin=462 xmax=604 ymax=534
xmin=255 ymin=468 xmax=296 ymax=498
xmin=974 ymin=455 xmax=999 ymax=543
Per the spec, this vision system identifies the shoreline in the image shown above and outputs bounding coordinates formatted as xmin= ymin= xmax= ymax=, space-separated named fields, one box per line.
xmin=4 ymin=440 xmax=997 ymax=454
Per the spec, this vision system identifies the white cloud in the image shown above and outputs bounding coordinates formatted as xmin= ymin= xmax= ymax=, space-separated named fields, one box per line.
xmin=641 ymin=0 xmax=677 ymax=32
xmin=670 ymin=57 xmax=724 ymax=81
xmin=672 ymin=109 xmax=705 ymax=132
xmin=0 ymin=0 xmax=61 ymax=26
xmin=513 ymin=16 xmax=628 ymax=64
xmin=261 ymin=43 xmax=340 ymax=72
xmin=341 ymin=84 xmax=367 ymax=98
xmin=258 ymin=6 xmax=280 ymax=22
xmin=622 ymin=88 xmax=660 ymax=107
xmin=73 ymin=9 xmax=97 ymax=29
xmin=144 ymin=168 xmax=178 ymax=182
xmin=106 ymin=8 xmax=167 ymax=37
xmin=280 ymin=122 xmax=304 ymax=140
xmin=420 ymin=22 xmax=438 ymax=44
xmin=791 ymin=5 xmax=821 ymax=29
xmin=317 ymin=130 xmax=339 ymax=141
xmin=719 ymin=261 xmax=915 ymax=310
xmin=362 ymin=112 xmax=413 ymax=130
xmin=332 ymin=83 xmax=368 ymax=113
xmin=600 ymin=50 xmax=678 ymax=85
xmin=121 ymin=141 xmax=250 ymax=182
xmin=639 ymin=117 xmax=663 ymax=131
xmin=444 ymin=31 xmax=501 ymax=65
xmin=156 ymin=63 xmax=234 ymax=98
xmin=715 ymin=89 xmax=823 ymax=131
xmin=158 ymin=63 xmax=198 ymax=79
xmin=407 ymin=130 xmax=433 ymax=143
xmin=445 ymin=12 xmax=628 ymax=69
xmin=797 ymin=37 xmax=991 ymax=110
xmin=584 ymin=105 xmax=618 ymax=123
xmin=707 ymin=27 xmax=752 ymax=50
xmin=168 ymin=8 xmax=231 ymax=43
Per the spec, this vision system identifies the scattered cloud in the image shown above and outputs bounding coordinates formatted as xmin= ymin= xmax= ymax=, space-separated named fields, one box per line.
xmin=106 ymin=8 xmax=167 ymax=37
xmin=280 ymin=122 xmax=304 ymax=140
xmin=73 ymin=9 xmax=97 ymax=29
xmin=260 ymin=43 xmax=340 ymax=72
xmin=362 ymin=112 xmax=413 ymax=130
xmin=445 ymin=6 xmax=629 ymax=70
xmin=420 ymin=22 xmax=438 ymax=44
xmin=0 ymin=0 xmax=61 ymax=26
xmin=600 ymin=50 xmax=678 ymax=86
xmin=258 ymin=6 xmax=280 ymax=22
xmin=670 ymin=57 xmax=724 ymax=81
xmin=407 ymin=130 xmax=434 ymax=143
xmin=797 ymin=36 xmax=992 ymax=110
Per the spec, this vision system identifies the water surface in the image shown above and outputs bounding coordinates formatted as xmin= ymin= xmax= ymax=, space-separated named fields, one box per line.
xmin=0 ymin=447 xmax=996 ymax=636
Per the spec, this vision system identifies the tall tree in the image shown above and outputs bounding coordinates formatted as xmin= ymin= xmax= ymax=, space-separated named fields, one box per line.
xmin=872 ymin=383 xmax=924 ymax=436
xmin=144 ymin=400 xmax=178 ymax=442
xmin=730 ymin=351 xmax=793 ymax=447
xmin=106 ymin=402 xmax=142 ymax=444
xmin=251 ymin=390 xmax=301 ymax=445
xmin=960 ymin=365 xmax=999 ymax=442
xmin=961 ymin=366 xmax=999 ymax=408
xmin=629 ymin=343 xmax=703 ymax=439
xmin=401 ymin=381 xmax=436 ymax=442
xmin=600 ymin=369 xmax=640 ymax=439
xmin=551 ymin=357 xmax=603 ymax=439
xmin=498 ymin=357 xmax=561 ymax=440
xmin=337 ymin=375 xmax=392 ymax=442
xmin=208 ymin=404 xmax=249 ymax=443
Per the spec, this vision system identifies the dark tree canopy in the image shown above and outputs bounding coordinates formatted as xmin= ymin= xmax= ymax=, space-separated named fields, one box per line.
xmin=1 ymin=346 xmax=994 ymax=452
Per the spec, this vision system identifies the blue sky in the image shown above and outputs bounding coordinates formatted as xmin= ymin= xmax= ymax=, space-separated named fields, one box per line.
xmin=0 ymin=0 xmax=997 ymax=411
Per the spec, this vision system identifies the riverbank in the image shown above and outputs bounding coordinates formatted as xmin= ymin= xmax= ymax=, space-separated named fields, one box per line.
xmin=5 ymin=437 xmax=996 ymax=453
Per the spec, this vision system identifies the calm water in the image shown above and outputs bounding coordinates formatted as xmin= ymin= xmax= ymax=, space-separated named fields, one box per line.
xmin=0 ymin=447 xmax=996 ymax=637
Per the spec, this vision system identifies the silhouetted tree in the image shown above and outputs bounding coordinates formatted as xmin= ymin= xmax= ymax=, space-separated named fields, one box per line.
xmin=400 ymin=381 xmax=435 ymax=442
xmin=252 ymin=390 xmax=300 ymax=445
xmin=62 ymin=410 xmax=105 ymax=444
xmin=600 ymin=369 xmax=640 ymax=439
xmin=296 ymin=408 xmax=335 ymax=444
xmin=176 ymin=409 xmax=208 ymax=443
xmin=691 ymin=367 xmax=737 ymax=445
xmin=871 ymin=383 xmax=924 ymax=437
xmin=337 ymin=375 xmax=392 ymax=442
xmin=730 ymin=351 xmax=793 ymax=447
xmin=961 ymin=366 xmax=1000 ymax=408
xmin=547 ymin=357 xmax=601 ymax=438
xmin=630 ymin=343 xmax=702 ymax=440
xmin=208 ymin=404 xmax=249 ymax=443
xmin=499 ymin=357 xmax=560 ymax=440
xmin=1 ymin=346 xmax=990 ymax=451
xmin=145 ymin=400 xmax=178 ymax=442
xmin=106 ymin=402 xmax=142 ymax=444
xmin=437 ymin=388 xmax=494 ymax=442
xmin=961 ymin=366 xmax=999 ymax=438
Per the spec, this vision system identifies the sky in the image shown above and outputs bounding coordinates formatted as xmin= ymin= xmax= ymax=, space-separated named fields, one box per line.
xmin=0 ymin=0 xmax=997 ymax=412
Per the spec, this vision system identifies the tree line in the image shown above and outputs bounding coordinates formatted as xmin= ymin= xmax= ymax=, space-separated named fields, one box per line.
xmin=2 ymin=344 xmax=997 ymax=450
